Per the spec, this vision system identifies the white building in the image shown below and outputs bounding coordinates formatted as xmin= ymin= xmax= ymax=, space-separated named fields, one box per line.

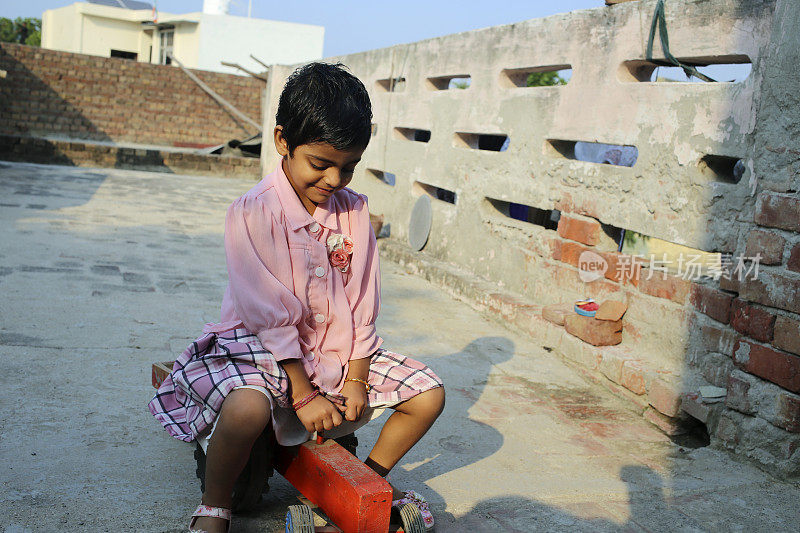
xmin=41 ymin=0 xmax=324 ymax=74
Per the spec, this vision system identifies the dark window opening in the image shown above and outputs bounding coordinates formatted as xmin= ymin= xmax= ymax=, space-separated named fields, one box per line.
xmin=158 ymin=27 xmax=174 ymax=65
xmin=700 ymin=155 xmax=745 ymax=184
xmin=427 ymin=74 xmax=471 ymax=90
xmin=546 ymin=139 xmax=638 ymax=167
xmin=488 ymin=198 xmax=560 ymax=230
xmin=376 ymin=77 xmax=406 ymax=92
xmin=500 ymin=65 xmax=572 ymax=88
xmin=620 ymin=55 xmax=751 ymax=83
xmin=415 ymin=181 xmax=456 ymax=204
xmin=366 ymin=169 xmax=396 ymax=186
xmin=111 ymin=49 xmax=137 ymax=60
xmin=454 ymin=132 xmax=509 ymax=152
xmin=395 ymin=127 xmax=431 ymax=143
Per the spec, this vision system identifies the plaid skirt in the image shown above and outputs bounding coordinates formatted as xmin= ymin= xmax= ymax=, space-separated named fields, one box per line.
xmin=148 ymin=327 xmax=443 ymax=444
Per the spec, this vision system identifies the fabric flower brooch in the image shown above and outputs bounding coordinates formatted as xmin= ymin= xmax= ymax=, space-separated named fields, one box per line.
xmin=327 ymin=233 xmax=354 ymax=273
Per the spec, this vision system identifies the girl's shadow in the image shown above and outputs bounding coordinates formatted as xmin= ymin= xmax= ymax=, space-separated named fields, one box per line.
xmin=355 ymin=336 xmax=514 ymax=509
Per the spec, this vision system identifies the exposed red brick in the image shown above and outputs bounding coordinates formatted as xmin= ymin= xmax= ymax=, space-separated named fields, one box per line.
xmin=596 ymin=300 xmax=628 ymax=321
xmin=542 ymin=303 xmax=571 ymax=326
xmin=690 ymin=283 xmax=732 ymax=324
xmin=754 ymin=193 xmax=800 ymax=232
xmin=620 ymin=360 xmax=646 ymax=395
xmin=557 ymin=214 xmax=601 ymax=246
xmin=788 ymin=243 xmax=800 ymax=273
xmin=719 ymin=274 xmax=740 ymax=293
xmin=738 ymin=271 xmax=800 ymax=315
xmin=560 ymin=241 xmax=588 ymax=268
xmin=549 ymin=237 xmax=563 ymax=261
xmin=649 ymin=379 xmax=682 ymax=417
xmin=745 ymin=229 xmax=785 ymax=265
xmin=637 ymin=272 xmax=691 ymax=304
xmin=725 ymin=371 xmax=754 ymax=414
xmin=774 ymin=315 xmax=800 ymax=356
xmin=554 ymin=191 xmax=601 ymax=219
xmin=732 ymin=339 xmax=800 ymax=393
xmin=643 ymin=407 xmax=686 ymax=436
xmin=730 ymin=299 xmax=776 ymax=342
xmin=681 ymin=393 xmax=711 ymax=423
xmin=776 ymin=393 xmax=800 ymax=433
xmin=598 ymin=251 xmax=641 ymax=286
xmin=564 ymin=314 xmax=623 ymax=346
xmin=715 ymin=414 xmax=741 ymax=446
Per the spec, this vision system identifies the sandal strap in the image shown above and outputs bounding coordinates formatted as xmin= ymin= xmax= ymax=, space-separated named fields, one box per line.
xmin=191 ymin=504 xmax=231 ymax=521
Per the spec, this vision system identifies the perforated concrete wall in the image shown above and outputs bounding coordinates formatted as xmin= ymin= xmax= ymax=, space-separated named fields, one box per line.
xmin=261 ymin=0 xmax=800 ymax=477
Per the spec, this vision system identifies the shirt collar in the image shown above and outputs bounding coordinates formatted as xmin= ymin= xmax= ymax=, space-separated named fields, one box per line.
xmin=272 ymin=161 xmax=340 ymax=233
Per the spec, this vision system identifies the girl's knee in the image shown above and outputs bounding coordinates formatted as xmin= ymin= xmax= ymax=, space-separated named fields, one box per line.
xmin=217 ymin=388 xmax=271 ymax=438
xmin=427 ymin=385 xmax=446 ymax=416
xmin=404 ymin=386 xmax=445 ymax=419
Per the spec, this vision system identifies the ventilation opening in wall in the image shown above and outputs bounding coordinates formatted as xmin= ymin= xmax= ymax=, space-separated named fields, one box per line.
xmin=619 ymin=55 xmax=751 ymax=83
xmin=427 ymin=74 xmax=472 ymax=90
xmin=546 ymin=140 xmax=638 ymax=167
xmin=486 ymin=198 xmax=561 ymax=230
xmin=110 ymin=49 xmax=137 ymax=60
xmin=413 ymin=181 xmax=456 ymax=204
xmin=500 ymin=64 xmax=572 ymax=88
xmin=366 ymin=169 xmax=396 ymax=186
xmin=700 ymin=155 xmax=745 ymax=184
xmin=620 ymin=230 xmax=723 ymax=279
xmin=454 ymin=132 xmax=510 ymax=152
xmin=395 ymin=127 xmax=431 ymax=143
xmin=376 ymin=77 xmax=406 ymax=92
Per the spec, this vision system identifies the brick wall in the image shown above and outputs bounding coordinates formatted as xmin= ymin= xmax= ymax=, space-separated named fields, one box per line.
xmin=0 ymin=43 xmax=263 ymax=147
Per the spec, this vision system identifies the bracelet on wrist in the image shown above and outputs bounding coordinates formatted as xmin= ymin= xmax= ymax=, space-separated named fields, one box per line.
xmin=344 ymin=378 xmax=371 ymax=392
xmin=292 ymin=389 xmax=319 ymax=411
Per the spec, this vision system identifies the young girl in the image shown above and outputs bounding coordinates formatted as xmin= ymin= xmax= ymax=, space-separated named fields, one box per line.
xmin=149 ymin=62 xmax=445 ymax=533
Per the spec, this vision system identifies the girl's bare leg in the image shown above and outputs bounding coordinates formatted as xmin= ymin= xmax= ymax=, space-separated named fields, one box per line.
xmin=365 ymin=386 xmax=445 ymax=498
xmin=193 ymin=388 xmax=271 ymax=533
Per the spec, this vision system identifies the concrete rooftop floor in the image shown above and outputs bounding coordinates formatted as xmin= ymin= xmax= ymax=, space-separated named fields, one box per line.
xmin=0 ymin=162 xmax=798 ymax=532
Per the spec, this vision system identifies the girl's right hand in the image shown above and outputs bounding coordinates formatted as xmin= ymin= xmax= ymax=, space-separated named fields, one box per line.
xmin=295 ymin=395 xmax=344 ymax=433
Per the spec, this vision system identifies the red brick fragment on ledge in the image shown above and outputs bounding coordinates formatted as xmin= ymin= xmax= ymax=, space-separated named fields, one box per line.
xmin=564 ymin=314 xmax=623 ymax=346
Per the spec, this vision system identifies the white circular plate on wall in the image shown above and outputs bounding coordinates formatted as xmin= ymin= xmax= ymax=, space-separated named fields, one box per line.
xmin=408 ymin=195 xmax=432 ymax=251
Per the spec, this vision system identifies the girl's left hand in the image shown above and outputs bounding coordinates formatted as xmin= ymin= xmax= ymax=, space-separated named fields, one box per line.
xmin=339 ymin=380 xmax=369 ymax=421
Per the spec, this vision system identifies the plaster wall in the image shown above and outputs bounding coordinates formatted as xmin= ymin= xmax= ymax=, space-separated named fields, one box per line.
xmin=261 ymin=0 xmax=800 ymax=476
xmin=195 ymin=14 xmax=324 ymax=75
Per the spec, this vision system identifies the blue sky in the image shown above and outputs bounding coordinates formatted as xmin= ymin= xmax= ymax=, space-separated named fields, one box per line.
xmin=3 ymin=0 xmax=601 ymax=57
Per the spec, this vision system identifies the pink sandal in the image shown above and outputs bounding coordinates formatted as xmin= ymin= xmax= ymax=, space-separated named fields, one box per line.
xmin=188 ymin=504 xmax=231 ymax=533
xmin=392 ymin=490 xmax=434 ymax=531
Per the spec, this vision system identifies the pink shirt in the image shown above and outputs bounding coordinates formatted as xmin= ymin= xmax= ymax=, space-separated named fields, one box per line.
xmin=203 ymin=163 xmax=383 ymax=393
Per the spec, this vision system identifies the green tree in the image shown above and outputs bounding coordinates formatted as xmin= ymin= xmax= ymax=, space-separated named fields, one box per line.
xmin=0 ymin=17 xmax=42 ymax=46
xmin=526 ymin=70 xmax=567 ymax=87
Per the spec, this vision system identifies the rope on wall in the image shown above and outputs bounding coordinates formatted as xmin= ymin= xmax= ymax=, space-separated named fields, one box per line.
xmin=646 ymin=0 xmax=716 ymax=82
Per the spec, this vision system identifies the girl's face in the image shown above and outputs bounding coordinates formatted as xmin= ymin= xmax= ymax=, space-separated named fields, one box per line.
xmin=274 ymin=127 xmax=364 ymax=215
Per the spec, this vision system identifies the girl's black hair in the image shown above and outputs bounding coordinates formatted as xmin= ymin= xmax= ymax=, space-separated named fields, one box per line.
xmin=276 ymin=62 xmax=373 ymax=155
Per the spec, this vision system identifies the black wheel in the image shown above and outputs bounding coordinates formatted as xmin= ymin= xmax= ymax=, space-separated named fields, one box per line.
xmin=232 ymin=428 xmax=275 ymax=512
xmin=333 ymin=432 xmax=358 ymax=457
xmin=194 ymin=443 xmax=206 ymax=493
xmin=285 ymin=504 xmax=314 ymax=533
xmin=399 ymin=502 xmax=427 ymax=533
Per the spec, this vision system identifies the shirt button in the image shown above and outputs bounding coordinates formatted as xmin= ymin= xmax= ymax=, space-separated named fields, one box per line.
xmin=314 ymin=313 xmax=325 ymax=324
xmin=309 ymin=222 xmax=321 ymax=233
xmin=307 ymin=351 xmax=315 ymax=360
xmin=314 ymin=266 xmax=325 ymax=277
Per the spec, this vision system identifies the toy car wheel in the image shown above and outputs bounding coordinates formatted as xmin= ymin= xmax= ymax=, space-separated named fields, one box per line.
xmin=285 ymin=504 xmax=314 ymax=533
xmin=399 ymin=502 xmax=427 ymax=533
xmin=193 ymin=443 xmax=206 ymax=493
xmin=232 ymin=429 xmax=274 ymax=512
